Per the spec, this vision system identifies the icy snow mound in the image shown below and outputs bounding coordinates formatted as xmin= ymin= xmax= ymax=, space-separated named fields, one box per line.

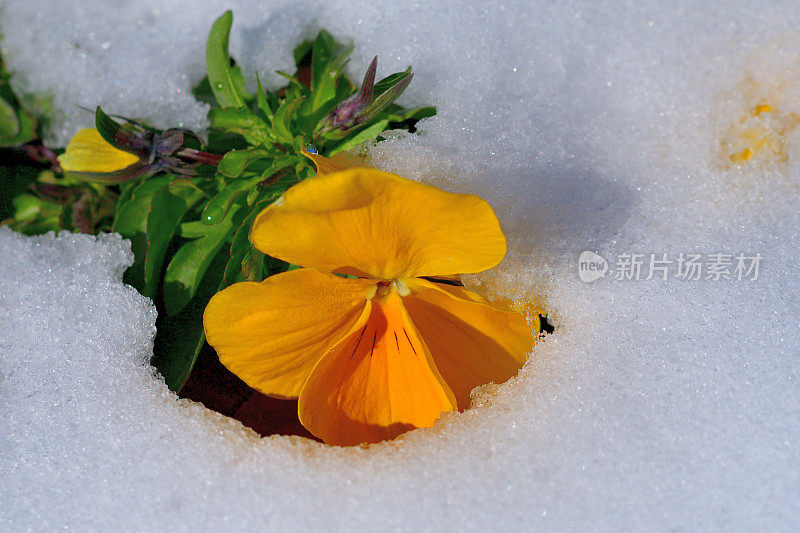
xmin=2 ymin=0 xmax=800 ymax=530
xmin=1 ymin=224 xmax=795 ymax=530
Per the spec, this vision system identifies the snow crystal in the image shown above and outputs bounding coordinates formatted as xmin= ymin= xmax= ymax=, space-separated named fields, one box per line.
xmin=2 ymin=0 xmax=800 ymax=530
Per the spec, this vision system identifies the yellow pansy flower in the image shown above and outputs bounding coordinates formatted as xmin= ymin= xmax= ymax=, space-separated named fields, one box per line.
xmin=203 ymin=155 xmax=536 ymax=446
xmin=57 ymin=128 xmax=140 ymax=173
xmin=57 ymin=108 xmax=223 ymax=182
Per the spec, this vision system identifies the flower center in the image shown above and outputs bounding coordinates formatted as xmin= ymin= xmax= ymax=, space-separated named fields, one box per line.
xmin=374 ymin=279 xmax=410 ymax=300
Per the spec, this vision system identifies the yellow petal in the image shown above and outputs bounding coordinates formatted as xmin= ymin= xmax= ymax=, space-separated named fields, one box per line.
xmin=203 ymin=269 xmax=374 ymax=399
xmin=402 ymin=278 xmax=535 ymax=410
xmin=302 ymin=148 xmax=369 ymax=176
xmin=298 ymin=286 xmax=457 ymax=446
xmin=57 ymin=128 xmax=140 ymax=172
xmin=251 ymin=168 xmax=507 ymax=280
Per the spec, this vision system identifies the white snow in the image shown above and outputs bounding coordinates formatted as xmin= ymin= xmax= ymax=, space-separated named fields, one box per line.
xmin=1 ymin=0 xmax=799 ymax=530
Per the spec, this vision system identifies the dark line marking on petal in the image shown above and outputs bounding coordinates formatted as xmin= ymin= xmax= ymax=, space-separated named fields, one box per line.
xmin=402 ymin=328 xmax=417 ymax=355
xmin=369 ymin=331 xmax=377 ymax=358
xmin=393 ymin=331 xmax=400 ymax=352
xmin=420 ymin=276 xmax=464 ymax=287
xmin=350 ymin=325 xmax=368 ymax=359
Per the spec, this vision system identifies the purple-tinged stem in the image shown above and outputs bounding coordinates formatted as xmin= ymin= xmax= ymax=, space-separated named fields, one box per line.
xmin=176 ymin=148 xmax=223 ymax=166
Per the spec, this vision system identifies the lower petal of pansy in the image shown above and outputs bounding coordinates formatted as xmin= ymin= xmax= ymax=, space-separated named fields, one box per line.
xmin=298 ymin=288 xmax=457 ymax=446
xmin=203 ymin=268 xmax=375 ymax=399
xmin=402 ymin=278 xmax=536 ymax=410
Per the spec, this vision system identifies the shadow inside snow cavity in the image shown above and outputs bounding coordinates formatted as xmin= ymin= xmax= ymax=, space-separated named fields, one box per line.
xmin=503 ymin=165 xmax=636 ymax=253
xmin=179 ymin=347 xmax=320 ymax=441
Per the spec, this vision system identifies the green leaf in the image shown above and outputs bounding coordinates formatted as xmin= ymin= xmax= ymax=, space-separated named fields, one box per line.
xmin=201 ymin=173 xmax=263 ymax=225
xmin=265 ymin=89 xmax=282 ymax=118
xmin=229 ymin=64 xmax=251 ymax=101
xmin=208 ymin=107 xmax=265 ymax=130
xmin=0 ymin=96 xmax=19 ymax=138
xmin=241 ymin=247 xmax=265 ymax=281
xmin=275 ymin=71 xmax=308 ymax=96
xmin=262 ymin=255 xmax=290 ymax=278
xmin=163 ymin=202 xmax=245 ymax=315
xmin=217 ymin=146 xmax=272 ymax=178
xmin=113 ymin=174 xmax=174 ymax=293
xmin=205 ymin=128 xmax=250 ymax=155
xmin=151 ymin=252 xmax=229 ymax=392
xmin=292 ymin=134 xmax=308 ymax=152
xmin=226 ymin=228 xmax=293 ymax=281
xmin=114 ymin=181 xmax=137 ymax=221
xmin=311 ymin=30 xmax=336 ymax=94
xmin=179 ymin=220 xmax=209 ymax=239
xmin=190 ymin=76 xmax=217 ymax=106
xmin=255 ymin=74 xmax=274 ymax=121
xmin=143 ymin=184 xmax=204 ymax=298
xmin=272 ymin=153 xmax=297 ymax=170
xmin=206 ymin=11 xmax=246 ymax=109
xmin=11 ymin=214 xmax=61 ymax=235
xmin=309 ymin=31 xmax=352 ymax=113
xmin=302 ymin=72 xmax=354 ymax=134
xmin=10 ymin=194 xmax=41 ymax=221
xmin=168 ymin=178 xmax=207 ymax=197
xmin=373 ymin=69 xmax=411 ymax=98
xmin=333 ymin=72 xmax=356 ymax=104
xmin=359 ymin=72 xmax=413 ymax=124
xmin=293 ymin=38 xmax=313 ymax=66
xmin=218 ymin=176 xmax=293 ymax=288
xmin=14 ymin=108 xmax=36 ymax=145
xmin=208 ymin=107 xmax=271 ymax=145
xmin=222 ymin=201 xmax=266 ymax=286
xmin=0 ymin=105 xmax=36 ymax=146
xmin=152 ymin=313 xmax=207 ymax=393
xmin=244 ymin=168 xmax=285 ymax=208
xmin=0 ymin=58 xmax=37 ymax=145
xmin=328 ymin=119 xmax=389 ymax=155
xmin=297 ymin=164 xmax=315 ymax=181
xmin=271 ymin=96 xmax=305 ymax=143
xmin=94 ymin=106 xmax=122 ymax=146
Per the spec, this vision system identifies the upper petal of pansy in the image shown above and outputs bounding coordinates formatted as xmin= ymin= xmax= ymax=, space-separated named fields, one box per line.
xmin=57 ymin=128 xmax=140 ymax=173
xmin=298 ymin=287 xmax=457 ymax=446
xmin=402 ymin=278 xmax=536 ymax=410
xmin=251 ymin=168 xmax=507 ymax=280
xmin=203 ymin=268 xmax=375 ymax=399
xmin=302 ymin=148 xmax=368 ymax=176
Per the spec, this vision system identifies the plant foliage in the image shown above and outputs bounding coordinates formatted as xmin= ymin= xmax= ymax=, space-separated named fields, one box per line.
xmin=1 ymin=12 xmax=435 ymax=390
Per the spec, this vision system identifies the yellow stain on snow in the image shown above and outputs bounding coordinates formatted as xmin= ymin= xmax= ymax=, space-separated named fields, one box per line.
xmin=753 ymin=103 xmax=772 ymax=116
xmin=721 ymin=78 xmax=800 ymax=166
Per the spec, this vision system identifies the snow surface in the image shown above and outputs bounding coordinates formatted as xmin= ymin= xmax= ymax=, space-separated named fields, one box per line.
xmin=2 ymin=0 xmax=800 ymax=530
